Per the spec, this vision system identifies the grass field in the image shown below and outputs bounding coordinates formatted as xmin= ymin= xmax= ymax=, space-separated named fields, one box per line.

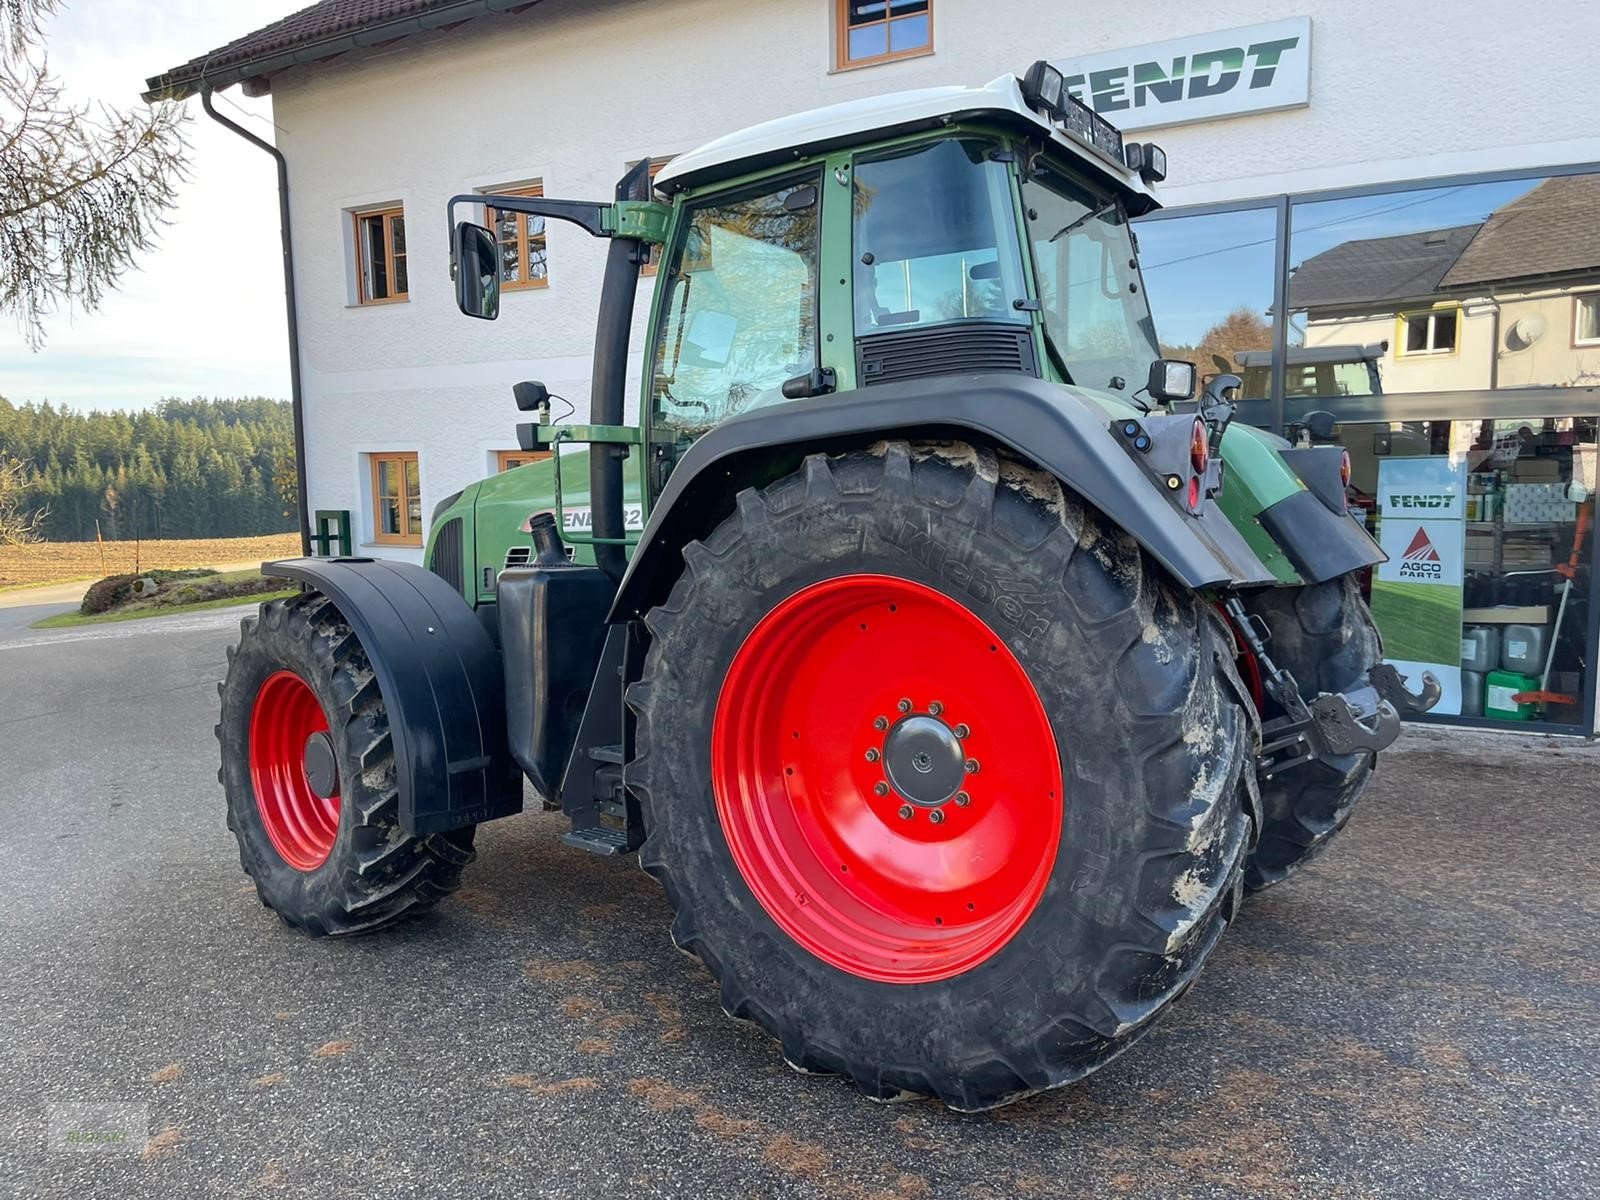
xmin=1370 ymin=579 xmax=1464 ymax=666
xmin=0 ymin=533 xmax=299 ymax=590
xmin=31 ymin=569 xmax=297 ymax=629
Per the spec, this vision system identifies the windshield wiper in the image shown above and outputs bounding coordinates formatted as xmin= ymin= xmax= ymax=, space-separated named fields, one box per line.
xmin=1049 ymin=199 xmax=1116 ymax=242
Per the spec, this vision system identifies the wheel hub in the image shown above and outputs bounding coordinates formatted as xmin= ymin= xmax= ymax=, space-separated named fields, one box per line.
xmin=303 ymin=730 xmax=339 ymax=800
xmin=882 ymin=714 xmax=964 ymax=807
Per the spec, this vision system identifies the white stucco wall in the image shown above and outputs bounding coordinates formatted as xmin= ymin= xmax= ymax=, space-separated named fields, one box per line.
xmin=262 ymin=0 xmax=1600 ymax=559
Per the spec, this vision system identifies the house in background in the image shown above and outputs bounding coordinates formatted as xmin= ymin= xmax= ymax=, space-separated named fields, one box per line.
xmin=1289 ymin=175 xmax=1600 ymax=397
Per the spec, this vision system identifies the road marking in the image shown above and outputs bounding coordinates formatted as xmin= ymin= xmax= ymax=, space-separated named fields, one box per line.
xmin=0 ymin=606 xmax=255 ymax=653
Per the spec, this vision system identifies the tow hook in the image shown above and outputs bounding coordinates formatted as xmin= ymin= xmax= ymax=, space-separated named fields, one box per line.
xmin=1368 ymin=663 xmax=1442 ymax=716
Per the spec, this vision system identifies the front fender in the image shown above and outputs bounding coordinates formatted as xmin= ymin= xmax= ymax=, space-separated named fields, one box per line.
xmin=263 ymin=557 xmax=522 ymax=835
xmin=610 ymin=374 xmax=1278 ymax=622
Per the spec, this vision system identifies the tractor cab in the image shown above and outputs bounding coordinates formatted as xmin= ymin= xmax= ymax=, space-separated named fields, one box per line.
xmin=444 ymin=65 xmax=1211 ymax=581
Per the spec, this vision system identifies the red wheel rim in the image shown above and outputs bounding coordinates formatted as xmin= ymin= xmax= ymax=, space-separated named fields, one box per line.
xmin=711 ymin=575 xmax=1063 ymax=984
xmin=1218 ymin=606 xmax=1266 ymax=715
xmin=250 ymin=670 xmax=340 ymax=871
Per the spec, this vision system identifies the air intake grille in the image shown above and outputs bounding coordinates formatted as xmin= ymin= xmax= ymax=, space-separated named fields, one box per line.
xmin=857 ymin=322 xmax=1036 ymax=387
xmin=429 ymin=516 xmax=464 ymax=593
xmin=504 ymin=546 xmax=532 ymax=570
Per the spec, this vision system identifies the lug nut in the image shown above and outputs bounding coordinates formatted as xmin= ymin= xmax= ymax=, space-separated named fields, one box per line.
xmin=953 ymin=723 xmax=970 ymax=739
xmin=874 ymin=781 xmax=889 ymax=797
xmin=897 ymin=804 xmax=914 ymax=820
xmin=955 ymin=791 xmax=971 ymax=807
xmin=964 ymin=759 xmax=980 ymax=774
xmin=929 ymin=809 xmax=945 ymax=824
xmin=897 ymin=698 xmax=912 ymax=713
xmin=865 ymin=748 xmax=880 ymax=763
xmin=873 ymin=716 xmax=888 ymax=731
xmin=929 ymin=701 xmax=943 ymax=716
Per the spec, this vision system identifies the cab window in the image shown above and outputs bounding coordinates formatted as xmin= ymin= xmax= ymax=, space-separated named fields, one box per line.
xmin=852 ymin=138 xmax=1028 ymax=335
xmin=650 ymin=174 xmax=821 ymax=436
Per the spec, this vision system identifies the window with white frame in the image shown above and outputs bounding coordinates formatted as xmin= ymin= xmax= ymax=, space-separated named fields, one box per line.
xmin=1577 ymin=294 xmax=1600 ymax=346
xmin=1399 ymin=307 xmax=1459 ymax=356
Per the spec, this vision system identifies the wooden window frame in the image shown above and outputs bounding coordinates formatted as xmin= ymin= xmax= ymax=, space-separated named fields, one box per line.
xmin=496 ymin=449 xmax=552 ymax=472
xmin=369 ymin=451 xmax=422 ymax=546
xmin=834 ymin=0 xmax=934 ymax=71
xmin=1395 ymin=304 xmax=1462 ymax=359
xmin=1574 ymin=293 xmax=1600 ymax=348
xmin=486 ymin=183 xmax=549 ymax=292
xmin=354 ymin=207 xmax=408 ymax=305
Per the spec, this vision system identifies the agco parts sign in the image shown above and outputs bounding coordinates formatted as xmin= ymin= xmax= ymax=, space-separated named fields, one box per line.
xmin=1371 ymin=457 xmax=1468 ymax=716
xmin=1054 ymin=17 xmax=1312 ymax=132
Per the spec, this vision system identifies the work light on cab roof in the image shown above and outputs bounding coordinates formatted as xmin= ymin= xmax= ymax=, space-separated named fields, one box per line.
xmin=1019 ymin=59 xmax=1167 ymax=183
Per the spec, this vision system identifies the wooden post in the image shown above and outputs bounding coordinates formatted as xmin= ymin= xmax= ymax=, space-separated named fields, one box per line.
xmin=95 ymin=520 xmax=106 ymax=575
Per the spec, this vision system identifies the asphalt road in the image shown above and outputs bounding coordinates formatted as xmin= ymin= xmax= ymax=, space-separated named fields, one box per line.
xmin=1 ymin=605 xmax=1596 ymax=1198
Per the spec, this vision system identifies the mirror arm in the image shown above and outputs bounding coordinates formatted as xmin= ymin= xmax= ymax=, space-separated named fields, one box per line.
xmin=446 ymin=194 xmax=612 ymax=245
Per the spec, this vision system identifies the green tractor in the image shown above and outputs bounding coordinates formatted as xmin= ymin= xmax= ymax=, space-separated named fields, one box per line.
xmin=217 ymin=64 xmax=1438 ymax=1110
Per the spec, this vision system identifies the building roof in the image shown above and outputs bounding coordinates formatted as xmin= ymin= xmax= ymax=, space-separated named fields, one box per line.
xmin=656 ymin=74 xmax=1161 ymax=212
xmin=1288 ymin=223 xmax=1480 ymax=312
xmin=143 ymin=0 xmax=533 ymax=101
xmin=1440 ymin=174 xmax=1600 ymax=287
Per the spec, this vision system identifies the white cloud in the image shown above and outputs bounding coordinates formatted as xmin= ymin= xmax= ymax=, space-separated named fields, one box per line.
xmin=0 ymin=0 xmax=306 ymax=411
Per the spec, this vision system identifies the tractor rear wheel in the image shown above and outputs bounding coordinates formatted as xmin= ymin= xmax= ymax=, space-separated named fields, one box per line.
xmin=216 ymin=591 xmax=476 ymax=935
xmin=628 ymin=442 xmax=1256 ymax=1110
xmin=1238 ymin=575 xmax=1382 ymax=891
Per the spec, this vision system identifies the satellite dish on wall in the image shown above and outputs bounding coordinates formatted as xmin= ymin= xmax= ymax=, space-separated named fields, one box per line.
xmin=1506 ymin=313 xmax=1548 ymax=350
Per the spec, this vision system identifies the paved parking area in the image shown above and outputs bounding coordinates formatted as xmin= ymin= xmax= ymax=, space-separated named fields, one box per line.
xmin=1 ymin=606 xmax=1596 ymax=1198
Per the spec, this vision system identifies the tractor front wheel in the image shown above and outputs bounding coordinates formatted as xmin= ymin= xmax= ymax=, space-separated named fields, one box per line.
xmin=216 ymin=591 xmax=476 ymax=935
xmin=629 ymin=442 xmax=1256 ymax=1109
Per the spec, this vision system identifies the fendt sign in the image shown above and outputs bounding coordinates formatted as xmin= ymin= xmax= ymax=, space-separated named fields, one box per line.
xmin=1055 ymin=18 xmax=1312 ymax=132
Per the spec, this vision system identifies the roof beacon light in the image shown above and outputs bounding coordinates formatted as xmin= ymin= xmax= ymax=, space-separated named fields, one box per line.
xmin=1124 ymin=142 xmax=1168 ymax=184
xmin=1021 ymin=60 xmax=1067 ymax=119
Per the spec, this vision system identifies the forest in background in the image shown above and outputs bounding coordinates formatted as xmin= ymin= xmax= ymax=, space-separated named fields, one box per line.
xmin=0 ymin=396 xmax=295 ymax=542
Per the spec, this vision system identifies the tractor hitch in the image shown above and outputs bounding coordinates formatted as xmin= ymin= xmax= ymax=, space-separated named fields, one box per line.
xmin=1224 ymin=597 xmax=1438 ymax=780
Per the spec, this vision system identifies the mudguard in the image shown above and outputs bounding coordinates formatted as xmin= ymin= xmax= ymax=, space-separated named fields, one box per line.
xmin=610 ymin=373 xmax=1277 ymax=621
xmin=262 ymin=557 xmax=523 ymax=835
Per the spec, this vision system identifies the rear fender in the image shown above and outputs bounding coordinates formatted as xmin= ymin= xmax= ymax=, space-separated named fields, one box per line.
xmin=611 ymin=374 xmax=1278 ymax=622
xmin=263 ymin=557 xmax=523 ymax=835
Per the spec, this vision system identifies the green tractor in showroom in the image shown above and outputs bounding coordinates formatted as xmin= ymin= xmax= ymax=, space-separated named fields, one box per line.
xmin=217 ymin=64 xmax=1438 ymax=1110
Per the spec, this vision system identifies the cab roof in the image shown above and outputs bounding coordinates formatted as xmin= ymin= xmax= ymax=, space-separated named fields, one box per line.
xmin=654 ymin=74 xmax=1162 ymax=214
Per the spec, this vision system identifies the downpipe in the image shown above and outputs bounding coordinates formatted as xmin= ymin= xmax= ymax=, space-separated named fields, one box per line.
xmin=199 ymin=86 xmax=312 ymax=557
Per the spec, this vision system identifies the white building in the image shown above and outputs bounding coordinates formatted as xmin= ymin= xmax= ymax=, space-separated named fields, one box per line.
xmin=149 ymin=1 xmax=1600 ymax=732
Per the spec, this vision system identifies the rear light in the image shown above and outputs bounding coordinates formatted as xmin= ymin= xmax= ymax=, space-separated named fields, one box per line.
xmin=1187 ymin=475 xmax=1202 ymax=513
xmin=1340 ymin=449 xmax=1352 ymax=489
xmin=1190 ymin=418 xmax=1209 ymax=476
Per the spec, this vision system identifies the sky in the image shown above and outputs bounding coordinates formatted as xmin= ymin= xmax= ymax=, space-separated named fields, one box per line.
xmin=0 ymin=0 xmax=307 ymax=412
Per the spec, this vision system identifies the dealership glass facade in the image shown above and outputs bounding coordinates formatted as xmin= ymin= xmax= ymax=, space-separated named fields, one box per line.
xmin=1138 ymin=163 xmax=1600 ymax=732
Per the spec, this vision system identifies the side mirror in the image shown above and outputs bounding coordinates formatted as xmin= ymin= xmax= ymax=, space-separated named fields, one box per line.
xmin=453 ymin=221 xmax=500 ymax=320
xmin=1147 ymin=359 xmax=1197 ymax=402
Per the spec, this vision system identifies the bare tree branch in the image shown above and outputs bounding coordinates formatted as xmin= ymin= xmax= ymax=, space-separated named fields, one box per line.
xmin=0 ymin=1 xmax=190 ymax=348
xmin=0 ymin=454 xmax=48 ymax=545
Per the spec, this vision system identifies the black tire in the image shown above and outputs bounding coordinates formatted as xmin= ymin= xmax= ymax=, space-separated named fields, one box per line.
xmin=1240 ymin=574 xmax=1381 ymax=891
xmin=628 ymin=442 xmax=1257 ymax=1110
xmin=217 ymin=591 xmax=476 ymax=935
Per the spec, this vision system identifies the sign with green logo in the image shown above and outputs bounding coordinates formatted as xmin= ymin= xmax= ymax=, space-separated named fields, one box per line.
xmin=1054 ymin=18 xmax=1312 ymax=132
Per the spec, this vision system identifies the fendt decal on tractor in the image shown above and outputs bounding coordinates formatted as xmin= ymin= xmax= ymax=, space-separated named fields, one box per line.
xmin=218 ymin=64 xmax=1437 ymax=1111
